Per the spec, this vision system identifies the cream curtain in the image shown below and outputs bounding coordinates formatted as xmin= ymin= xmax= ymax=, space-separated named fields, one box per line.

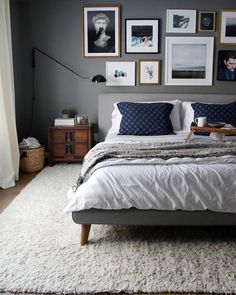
xmin=0 ymin=0 xmax=19 ymax=189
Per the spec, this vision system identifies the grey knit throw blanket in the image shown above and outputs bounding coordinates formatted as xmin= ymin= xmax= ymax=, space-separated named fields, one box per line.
xmin=73 ymin=141 xmax=236 ymax=190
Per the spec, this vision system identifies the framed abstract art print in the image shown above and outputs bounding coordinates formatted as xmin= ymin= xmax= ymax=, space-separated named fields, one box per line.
xmin=125 ymin=19 xmax=159 ymax=53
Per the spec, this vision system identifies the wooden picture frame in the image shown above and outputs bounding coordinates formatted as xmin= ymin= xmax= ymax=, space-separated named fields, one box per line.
xmin=165 ymin=37 xmax=214 ymax=86
xmin=198 ymin=11 xmax=216 ymax=32
xmin=75 ymin=115 xmax=89 ymax=125
xmin=219 ymin=9 xmax=236 ymax=45
xmin=82 ymin=4 xmax=121 ymax=57
xmin=166 ymin=9 xmax=196 ymax=33
xmin=138 ymin=59 xmax=161 ymax=85
xmin=125 ymin=19 xmax=159 ymax=53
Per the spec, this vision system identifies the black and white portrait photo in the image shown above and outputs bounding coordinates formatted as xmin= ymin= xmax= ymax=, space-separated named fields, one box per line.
xmin=83 ymin=5 xmax=120 ymax=57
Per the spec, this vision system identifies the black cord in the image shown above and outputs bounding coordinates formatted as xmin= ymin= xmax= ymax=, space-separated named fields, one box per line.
xmin=28 ymin=63 xmax=35 ymax=136
xmin=32 ymin=47 xmax=90 ymax=79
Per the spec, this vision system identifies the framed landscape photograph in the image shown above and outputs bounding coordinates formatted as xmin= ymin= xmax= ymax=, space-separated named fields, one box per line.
xmin=165 ymin=37 xmax=214 ymax=86
xmin=82 ymin=4 xmax=120 ymax=57
xmin=217 ymin=50 xmax=236 ymax=81
xmin=138 ymin=59 xmax=160 ymax=85
xmin=198 ymin=11 xmax=216 ymax=32
xmin=106 ymin=62 xmax=136 ymax=86
xmin=219 ymin=10 xmax=236 ymax=45
xmin=166 ymin=9 xmax=196 ymax=33
xmin=125 ymin=19 xmax=159 ymax=53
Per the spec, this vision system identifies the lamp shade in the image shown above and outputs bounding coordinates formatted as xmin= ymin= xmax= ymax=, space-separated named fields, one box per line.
xmin=91 ymin=75 xmax=106 ymax=83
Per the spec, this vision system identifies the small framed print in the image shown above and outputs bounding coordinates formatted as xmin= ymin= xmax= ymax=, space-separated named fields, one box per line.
xmin=198 ymin=11 xmax=216 ymax=32
xmin=82 ymin=4 xmax=121 ymax=57
xmin=166 ymin=9 xmax=196 ymax=33
xmin=138 ymin=59 xmax=160 ymax=85
xmin=165 ymin=37 xmax=214 ymax=86
xmin=217 ymin=50 xmax=236 ymax=81
xmin=106 ymin=62 xmax=136 ymax=86
xmin=219 ymin=10 xmax=236 ymax=45
xmin=125 ymin=19 xmax=159 ymax=53
xmin=75 ymin=115 xmax=89 ymax=125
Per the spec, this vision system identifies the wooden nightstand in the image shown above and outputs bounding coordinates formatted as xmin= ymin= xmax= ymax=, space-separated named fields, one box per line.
xmin=48 ymin=125 xmax=93 ymax=165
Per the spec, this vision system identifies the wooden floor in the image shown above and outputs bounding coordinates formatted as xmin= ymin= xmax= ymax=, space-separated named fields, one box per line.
xmin=0 ymin=171 xmax=223 ymax=295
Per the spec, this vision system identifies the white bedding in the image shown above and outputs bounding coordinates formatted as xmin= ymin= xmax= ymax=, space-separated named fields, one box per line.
xmin=65 ymin=133 xmax=236 ymax=213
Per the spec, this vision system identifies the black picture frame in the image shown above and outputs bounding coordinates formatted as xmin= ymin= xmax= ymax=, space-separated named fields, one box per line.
xmin=198 ymin=11 xmax=216 ymax=32
xmin=217 ymin=50 xmax=236 ymax=81
xmin=125 ymin=19 xmax=159 ymax=54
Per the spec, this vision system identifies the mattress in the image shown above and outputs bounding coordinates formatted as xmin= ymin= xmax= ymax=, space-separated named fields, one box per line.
xmin=64 ymin=133 xmax=236 ymax=213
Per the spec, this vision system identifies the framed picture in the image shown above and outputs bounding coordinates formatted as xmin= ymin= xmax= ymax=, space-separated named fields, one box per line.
xmin=125 ymin=19 xmax=159 ymax=53
xmin=198 ymin=11 xmax=216 ymax=32
xmin=219 ymin=10 xmax=236 ymax=45
xmin=217 ymin=50 xmax=236 ymax=81
xmin=166 ymin=9 xmax=196 ymax=33
xmin=138 ymin=59 xmax=160 ymax=85
xmin=82 ymin=4 xmax=120 ymax=57
xmin=165 ymin=37 xmax=214 ymax=86
xmin=75 ymin=115 xmax=89 ymax=125
xmin=106 ymin=62 xmax=136 ymax=86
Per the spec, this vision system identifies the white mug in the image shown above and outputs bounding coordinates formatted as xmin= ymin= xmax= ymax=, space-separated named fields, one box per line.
xmin=195 ymin=117 xmax=207 ymax=127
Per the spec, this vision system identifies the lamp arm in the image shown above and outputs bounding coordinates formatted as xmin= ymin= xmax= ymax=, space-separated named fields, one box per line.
xmin=32 ymin=47 xmax=90 ymax=80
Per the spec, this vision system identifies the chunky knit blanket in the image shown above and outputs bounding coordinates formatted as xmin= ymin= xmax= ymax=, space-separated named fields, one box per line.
xmin=73 ymin=141 xmax=236 ymax=190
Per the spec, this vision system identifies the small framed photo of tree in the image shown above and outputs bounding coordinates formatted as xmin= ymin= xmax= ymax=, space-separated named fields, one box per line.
xmin=138 ymin=59 xmax=161 ymax=85
xmin=198 ymin=11 xmax=216 ymax=32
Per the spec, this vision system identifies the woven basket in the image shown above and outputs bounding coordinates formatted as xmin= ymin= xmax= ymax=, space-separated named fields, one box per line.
xmin=20 ymin=145 xmax=45 ymax=173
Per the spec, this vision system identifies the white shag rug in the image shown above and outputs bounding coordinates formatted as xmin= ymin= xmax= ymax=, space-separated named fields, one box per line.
xmin=0 ymin=164 xmax=236 ymax=294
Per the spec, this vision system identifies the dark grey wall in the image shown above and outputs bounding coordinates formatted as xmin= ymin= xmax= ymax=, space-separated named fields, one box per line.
xmin=10 ymin=0 xmax=236 ymax=147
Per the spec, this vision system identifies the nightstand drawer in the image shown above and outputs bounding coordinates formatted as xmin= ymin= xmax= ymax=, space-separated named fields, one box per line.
xmin=74 ymin=130 xmax=88 ymax=142
xmin=48 ymin=125 xmax=93 ymax=165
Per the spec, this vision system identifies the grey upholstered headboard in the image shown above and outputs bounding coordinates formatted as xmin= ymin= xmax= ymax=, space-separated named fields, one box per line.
xmin=98 ymin=93 xmax=236 ymax=142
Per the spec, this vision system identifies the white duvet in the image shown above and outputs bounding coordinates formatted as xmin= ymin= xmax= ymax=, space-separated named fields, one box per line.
xmin=65 ymin=132 xmax=236 ymax=213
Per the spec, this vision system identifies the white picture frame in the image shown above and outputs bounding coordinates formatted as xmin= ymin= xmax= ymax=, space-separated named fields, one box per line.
xmin=219 ymin=10 xmax=236 ymax=45
xmin=106 ymin=62 xmax=136 ymax=86
xmin=165 ymin=37 xmax=214 ymax=86
xmin=125 ymin=19 xmax=159 ymax=53
xmin=166 ymin=9 xmax=196 ymax=33
xmin=138 ymin=59 xmax=160 ymax=85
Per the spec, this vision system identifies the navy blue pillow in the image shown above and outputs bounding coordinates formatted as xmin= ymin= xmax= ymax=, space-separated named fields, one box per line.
xmin=192 ymin=102 xmax=236 ymax=135
xmin=117 ymin=102 xmax=174 ymax=135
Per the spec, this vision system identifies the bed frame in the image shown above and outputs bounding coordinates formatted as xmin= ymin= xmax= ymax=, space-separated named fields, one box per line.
xmin=72 ymin=93 xmax=236 ymax=245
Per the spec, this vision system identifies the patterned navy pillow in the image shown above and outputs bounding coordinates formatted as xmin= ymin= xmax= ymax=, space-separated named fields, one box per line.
xmin=117 ymin=102 xmax=174 ymax=135
xmin=192 ymin=102 xmax=236 ymax=135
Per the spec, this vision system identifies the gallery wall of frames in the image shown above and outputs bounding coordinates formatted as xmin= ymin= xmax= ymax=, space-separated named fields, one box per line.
xmin=82 ymin=5 xmax=236 ymax=85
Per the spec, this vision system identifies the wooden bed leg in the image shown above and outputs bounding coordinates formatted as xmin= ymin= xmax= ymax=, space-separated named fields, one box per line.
xmin=80 ymin=224 xmax=91 ymax=246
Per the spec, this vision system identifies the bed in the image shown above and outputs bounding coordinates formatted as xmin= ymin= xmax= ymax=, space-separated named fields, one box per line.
xmin=65 ymin=93 xmax=236 ymax=245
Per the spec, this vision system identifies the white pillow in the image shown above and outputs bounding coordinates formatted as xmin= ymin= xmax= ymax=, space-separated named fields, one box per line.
xmin=181 ymin=101 xmax=194 ymax=130
xmin=108 ymin=100 xmax=181 ymax=135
